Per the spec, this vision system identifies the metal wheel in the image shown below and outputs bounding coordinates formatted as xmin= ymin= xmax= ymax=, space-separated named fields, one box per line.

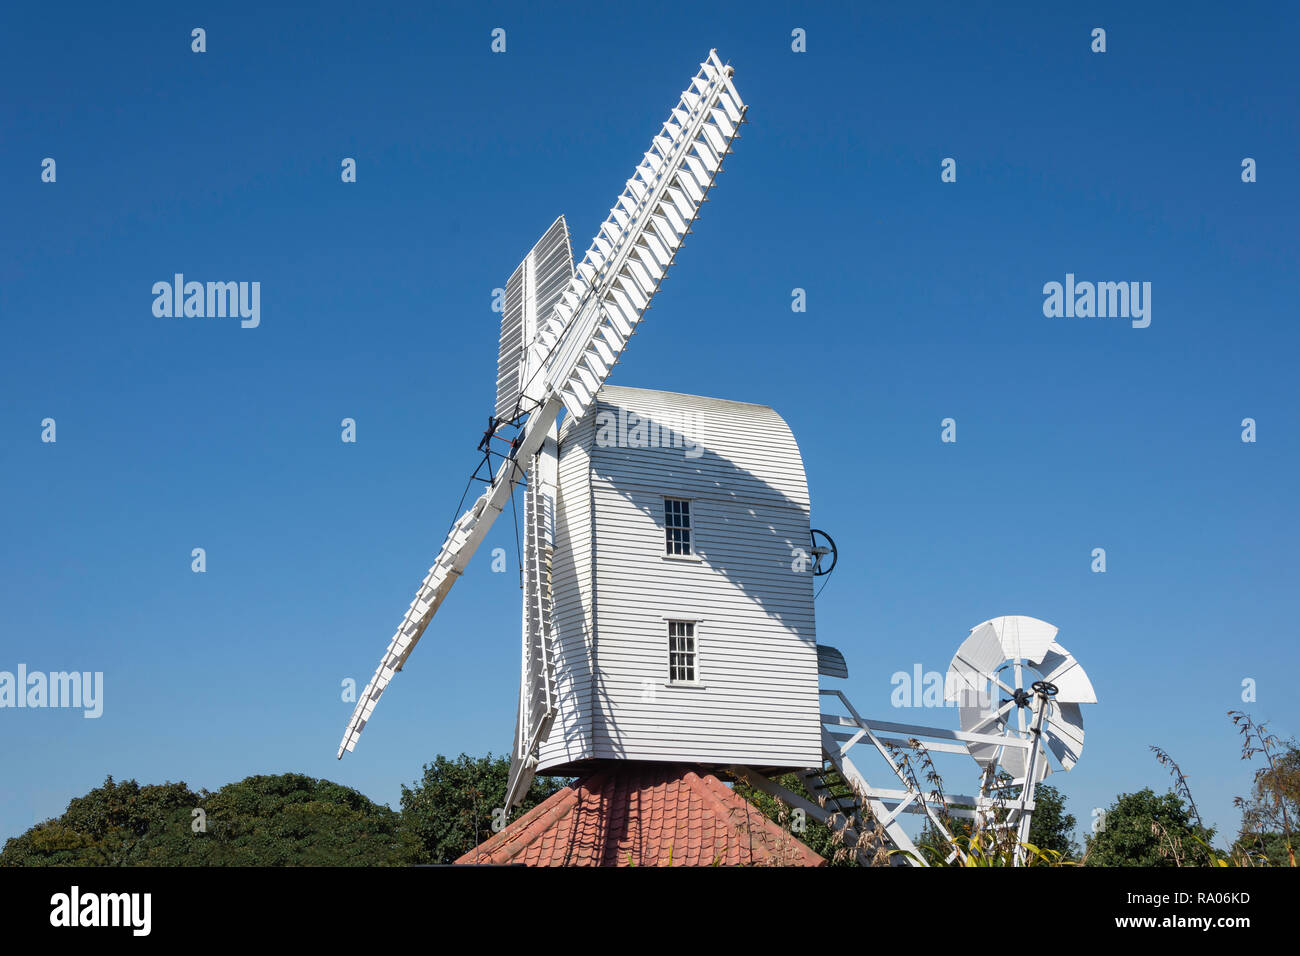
xmin=809 ymin=528 xmax=837 ymax=576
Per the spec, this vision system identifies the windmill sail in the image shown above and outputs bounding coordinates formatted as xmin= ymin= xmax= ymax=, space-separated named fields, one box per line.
xmin=496 ymin=217 xmax=574 ymax=420
xmin=337 ymin=50 xmax=746 ymax=760
xmin=537 ymin=50 xmax=746 ymax=420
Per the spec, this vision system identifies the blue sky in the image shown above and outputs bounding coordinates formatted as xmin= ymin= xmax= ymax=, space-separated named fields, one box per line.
xmin=2 ymin=1 xmax=1297 ymax=850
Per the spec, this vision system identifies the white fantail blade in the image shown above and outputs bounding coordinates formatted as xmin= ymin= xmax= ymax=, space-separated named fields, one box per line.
xmin=1045 ymin=701 xmax=1086 ymax=770
xmin=963 ymin=699 xmax=1058 ymax=783
xmin=959 ymin=694 xmax=1019 ymax=767
xmin=497 ymin=217 xmax=574 ymax=419
xmin=946 ymin=621 xmax=1006 ymax=702
xmin=535 ymin=50 xmax=747 ymax=420
xmin=1002 ymin=744 xmax=1052 ymax=784
xmin=949 ymin=615 xmax=1095 ymax=776
xmin=947 ymin=616 xmax=1070 ymax=701
xmin=1001 ymin=738 xmax=1028 ymax=780
xmin=959 ymin=703 xmax=1001 ymax=766
xmin=986 ymin=615 xmax=1058 ymax=665
xmin=1039 ymin=641 xmax=1098 ymax=704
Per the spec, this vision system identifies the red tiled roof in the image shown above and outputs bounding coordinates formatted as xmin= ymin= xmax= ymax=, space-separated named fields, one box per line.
xmin=456 ymin=763 xmax=825 ymax=867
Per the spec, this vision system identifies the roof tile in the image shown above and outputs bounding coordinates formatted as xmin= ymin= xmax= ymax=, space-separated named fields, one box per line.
xmin=456 ymin=763 xmax=824 ymax=867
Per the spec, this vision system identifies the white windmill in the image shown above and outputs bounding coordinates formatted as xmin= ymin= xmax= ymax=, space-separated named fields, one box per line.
xmin=738 ymin=614 xmax=1097 ymax=865
xmin=947 ymin=615 xmax=1097 ymax=857
xmin=336 ymin=51 xmax=1097 ymax=867
xmin=337 ymin=51 xmax=769 ymax=788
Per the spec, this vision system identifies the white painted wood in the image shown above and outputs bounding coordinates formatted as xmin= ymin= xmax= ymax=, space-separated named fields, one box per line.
xmin=821 ymin=621 xmax=1097 ymax=865
xmin=946 ymin=616 xmax=1095 ymax=772
xmin=339 ymin=52 xmax=747 ymax=762
xmin=505 ymin=420 xmax=560 ymax=807
xmin=337 ymin=397 xmax=563 ymax=758
xmin=497 ymin=216 xmax=573 ymax=419
xmin=537 ymin=386 xmax=822 ymax=773
xmin=536 ymin=411 xmax=598 ymax=769
xmin=536 ymin=52 xmax=747 ymax=421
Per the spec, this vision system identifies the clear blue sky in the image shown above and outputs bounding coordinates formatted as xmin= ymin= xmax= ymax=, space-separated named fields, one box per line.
xmin=2 ymin=1 xmax=1297 ymax=850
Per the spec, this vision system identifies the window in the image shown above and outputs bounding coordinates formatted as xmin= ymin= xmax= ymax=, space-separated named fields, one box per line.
xmin=664 ymin=497 xmax=692 ymax=555
xmin=668 ymin=620 xmax=696 ymax=683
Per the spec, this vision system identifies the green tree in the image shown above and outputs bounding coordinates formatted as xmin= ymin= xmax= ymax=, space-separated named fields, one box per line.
xmin=1084 ymin=788 xmax=1215 ymax=866
xmin=1028 ymin=784 xmax=1078 ymax=858
xmin=400 ymin=753 xmax=569 ymax=864
xmin=184 ymin=773 xmax=415 ymax=865
xmin=0 ymin=776 xmax=199 ymax=866
xmin=1 ymin=773 xmax=413 ymax=866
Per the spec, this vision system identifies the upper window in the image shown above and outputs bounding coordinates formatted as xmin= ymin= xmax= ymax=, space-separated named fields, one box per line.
xmin=668 ymin=620 xmax=697 ymax=683
xmin=664 ymin=497 xmax=692 ymax=555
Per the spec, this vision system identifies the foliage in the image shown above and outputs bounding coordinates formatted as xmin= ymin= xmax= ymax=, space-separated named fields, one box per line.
xmin=1150 ymin=744 xmax=1207 ymax=829
xmin=2 ymin=758 xmax=567 ymax=868
xmin=399 ymin=753 xmax=569 ymax=864
xmin=914 ymin=782 xmax=1077 ymax=864
xmin=902 ymin=830 xmax=1076 ymax=867
xmin=1229 ymin=711 xmax=1297 ymax=867
xmin=1 ymin=773 xmax=414 ymax=866
xmin=1229 ymin=830 xmax=1293 ymax=867
xmin=1138 ymin=713 xmax=1296 ymax=867
xmin=730 ymin=769 xmax=866 ymax=866
xmin=5 ymin=714 xmax=1293 ymax=867
xmin=187 ymin=773 xmax=416 ymax=865
xmin=1027 ymin=784 xmax=1078 ymax=857
xmin=1083 ymin=788 xmax=1215 ymax=867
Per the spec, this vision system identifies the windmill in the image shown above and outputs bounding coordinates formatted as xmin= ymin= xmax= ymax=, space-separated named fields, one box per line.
xmin=738 ymin=615 xmax=1097 ymax=865
xmin=337 ymin=50 xmax=751 ymax=787
xmin=336 ymin=51 xmax=1098 ymax=867
xmin=947 ymin=615 xmax=1097 ymax=859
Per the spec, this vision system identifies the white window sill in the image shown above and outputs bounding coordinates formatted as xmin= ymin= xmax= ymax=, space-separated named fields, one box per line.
xmin=665 ymin=681 xmax=707 ymax=689
xmin=662 ymin=552 xmax=702 ymax=563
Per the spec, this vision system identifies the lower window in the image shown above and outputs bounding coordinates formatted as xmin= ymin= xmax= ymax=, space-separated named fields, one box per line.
xmin=667 ymin=620 xmax=696 ymax=683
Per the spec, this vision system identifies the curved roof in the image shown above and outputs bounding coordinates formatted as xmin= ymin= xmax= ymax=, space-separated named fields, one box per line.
xmin=579 ymin=385 xmax=810 ymax=511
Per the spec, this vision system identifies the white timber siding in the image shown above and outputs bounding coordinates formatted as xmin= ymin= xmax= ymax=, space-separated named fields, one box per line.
xmin=536 ymin=385 xmax=822 ymax=772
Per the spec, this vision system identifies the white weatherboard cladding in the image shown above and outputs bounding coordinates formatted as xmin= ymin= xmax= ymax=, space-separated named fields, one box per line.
xmin=537 ymin=386 xmax=822 ymax=772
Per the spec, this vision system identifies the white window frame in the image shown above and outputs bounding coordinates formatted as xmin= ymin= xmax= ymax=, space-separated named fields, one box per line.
xmin=663 ymin=496 xmax=699 ymax=561
xmin=664 ymin=618 xmax=704 ymax=686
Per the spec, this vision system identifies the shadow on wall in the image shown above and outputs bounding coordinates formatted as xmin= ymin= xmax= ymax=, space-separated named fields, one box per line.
xmin=573 ymin=394 xmax=820 ymax=761
xmin=590 ymin=402 xmax=816 ymax=632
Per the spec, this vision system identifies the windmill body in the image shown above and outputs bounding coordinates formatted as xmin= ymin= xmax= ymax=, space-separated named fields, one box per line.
xmin=533 ymin=385 xmax=822 ymax=777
